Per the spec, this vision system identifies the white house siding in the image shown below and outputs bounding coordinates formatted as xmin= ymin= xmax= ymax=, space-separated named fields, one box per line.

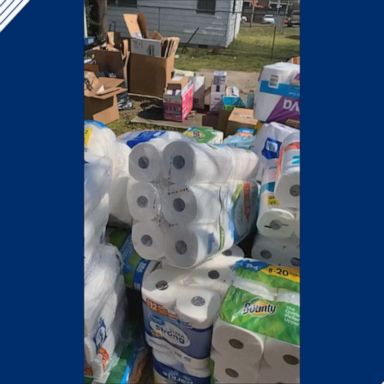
xmin=107 ymin=0 xmax=243 ymax=47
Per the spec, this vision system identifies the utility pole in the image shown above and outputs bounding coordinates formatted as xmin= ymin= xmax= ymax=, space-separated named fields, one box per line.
xmin=271 ymin=0 xmax=281 ymax=59
xmin=250 ymin=0 xmax=256 ymax=28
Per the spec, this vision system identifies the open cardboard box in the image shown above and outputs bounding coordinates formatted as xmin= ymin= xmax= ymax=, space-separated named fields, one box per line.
xmin=88 ymin=39 xmax=130 ymax=87
xmin=226 ymin=108 xmax=259 ymax=136
xmin=84 ymin=71 xmax=126 ymax=124
xmin=123 ymin=13 xmax=179 ymax=97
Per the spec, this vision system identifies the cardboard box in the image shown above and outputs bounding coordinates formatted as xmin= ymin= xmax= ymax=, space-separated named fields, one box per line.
xmin=226 ymin=108 xmax=259 ymax=135
xmin=89 ymin=40 xmax=130 ymax=86
xmin=129 ymin=53 xmax=175 ymax=97
xmin=193 ymin=76 xmax=205 ymax=110
xmin=164 ymin=76 xmax=194 ymax=122
xmin=84 ymin=72 xmax=126 ymax=124
xmin=131 ymin=38 xmax=162 ymax=57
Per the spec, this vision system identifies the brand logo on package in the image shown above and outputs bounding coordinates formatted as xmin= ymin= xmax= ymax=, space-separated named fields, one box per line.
xmin=262 ymin=138 xmax=281 ymax=160
xmin=0 ymin=0 xmax=30 ymax=32
xmin=149 ymin=317 xmax=191 ymax=347
xmin=242 ymin=299 xmax=277 ymax=317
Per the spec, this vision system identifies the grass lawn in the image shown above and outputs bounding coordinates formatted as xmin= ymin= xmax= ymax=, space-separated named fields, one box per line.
xmin=175 ymin=25 xmax=300 ymax=72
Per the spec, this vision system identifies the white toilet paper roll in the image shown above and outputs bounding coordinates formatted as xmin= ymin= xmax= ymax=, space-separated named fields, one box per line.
xmin=257 ymin=361 xmax=299 ymax=384
xmin=175 ymin=288 xmax=221 ymax=329
xmin=212 ymin=318 xmax=265 ymax=364
xmin=128 ymin=132 xmax=186 ymax=182
xmin=128 ymin=181 xmax=162 ymax=221
xmin=275 ymin=131 xmax=300 ymax=209
xmin=277 ymin=288 xmax=300 ymax=306
xmin=184 ymin=254 xmax=238 ymax=297
xmin=222 ymin=245 xmax=245 ymax=258
xmin=132 ymin=221 xmax=165 ymax=260
xmin=263 ymin=338 xmax=300 ymax=380
xmin=211 ymin=350 xmax=260 ymax=384
xmin=152 ymin=348 xmax=180 ymax=368
xmin=161 ymin=184 xmax=221 ymax=224
xmin=162 ymin=140 xmax=234 ymax=184
xmin=164 ymin=224 xmax=221 ymax=268
xmin=257 ymin=166 xmax=295 ymax=239
xmin=141 ymin=269 xmax=182 ymax=308
xmin=293 ymin=210 xmax=300 ymax=238
xmin=252 ymin=234 xmax=300 ymax=268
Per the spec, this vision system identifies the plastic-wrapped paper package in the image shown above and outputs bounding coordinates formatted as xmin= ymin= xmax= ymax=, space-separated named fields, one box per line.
xmin=138 ymin=254 xmax=241 ymax=375
xmin=162 ymin=140 xmax=259 ymax=185
xmin=254 ymin=62 xmax=300 ymax=128
xmin=252 ymin=122 xmax=298 ymax=182
xmin=211 ymin=259 xmax=300 ymax=384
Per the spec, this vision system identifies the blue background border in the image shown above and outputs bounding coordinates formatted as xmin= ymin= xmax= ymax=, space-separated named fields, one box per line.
xmin=0 ymin=1 xmax=83 ymax=382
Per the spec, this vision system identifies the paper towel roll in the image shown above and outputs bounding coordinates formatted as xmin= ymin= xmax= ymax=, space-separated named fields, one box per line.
xmin=275 ymin=131 xmax=300 ymax=209
xmin=212 ymin=318 xmax=265 ymax=364
xmin=222 ymin=245 xmax=245 ymax=258
xmin=141 ymin=268 xmax=183 ymax=308
xmin=293 ymin=210 xmax=300 ymax=238
xmin=277 ymin=288 xmax=300 ymax=306
xmin=128 ymin=181 xmax=162 ymax=221
xmin=175 ymin=288 xmax=221 ymax=329
xmin=257 ymin=166 xmax=295 ymax=239
xmin=263 ymin=338 xmax=300 ymax=380
xmin=257 ymin=361 xmax=299 ymax=384
xmin=252 ymin=233 xmax=300 ymax=268
xmin=162 ymin=140 xmax=234 ymax=184
xmin=230 ymin=148 xmax=259 ymax=181
xmin=184 ymin=254 xmax=238 ymax=297
xmin=211 ymin=350 xmax=260 ymax=384
xmin=232 ymin=277 xmax=277 ymax=300
xmin=161 ymin=183 xmax=221 ymax=224
xmin=132 ymin=221 xmax=165 ymax=260
xmin=164 ymin=224 xmax=221 ymax=268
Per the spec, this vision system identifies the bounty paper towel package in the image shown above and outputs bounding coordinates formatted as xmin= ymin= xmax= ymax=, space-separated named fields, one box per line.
xmin=211 ymin=259 xmax=300 ymax=384
xmin=255 ymin=62 xmax=300 ymax=128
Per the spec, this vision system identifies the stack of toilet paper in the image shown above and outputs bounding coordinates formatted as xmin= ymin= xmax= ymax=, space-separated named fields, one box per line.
xmin=136 ymin=250 xmax=243 ymax=384
xmin=84 ymin=120 xmax=133 ymax=225
xmin=254 ymin=62 xmax=300 ymax=128
xmin=84 ymin=151 xmax=129 ymax=380
xmin=211 ymin=259 xmax=300 ymax=384
xmin=252 ymin=129 xmax=300 ymax=268
xmin=127 ymin=132 xmax=260 ymax=268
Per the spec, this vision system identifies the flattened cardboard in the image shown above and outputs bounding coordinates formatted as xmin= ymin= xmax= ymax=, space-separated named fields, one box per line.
xmin=123 ymin=13 xmax=148 ymax=39
xmin=129 ymin=53 xmax=175 ymax=97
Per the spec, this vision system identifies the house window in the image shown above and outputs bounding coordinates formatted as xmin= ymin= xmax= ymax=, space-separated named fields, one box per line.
xmin=197 ymin=0 xmax=216 ymax=14
xmin=108 ymin=0 xmax=137 ymax=7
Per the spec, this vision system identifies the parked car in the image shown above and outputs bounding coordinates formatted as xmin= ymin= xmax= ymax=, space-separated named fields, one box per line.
xmin=287 ymin=10 xmax=300 ymax=27
xmin=263 ymin=14 xmax=275 ymax=24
